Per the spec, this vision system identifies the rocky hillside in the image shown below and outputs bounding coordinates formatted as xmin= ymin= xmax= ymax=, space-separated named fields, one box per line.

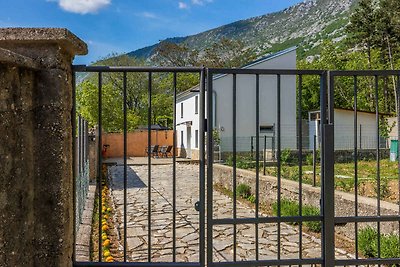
xmin=128 ymin=0 xmax=359 ymax=61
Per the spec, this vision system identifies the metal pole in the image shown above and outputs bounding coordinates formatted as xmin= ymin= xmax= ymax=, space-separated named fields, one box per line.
xmin=360 ymin=124 xmax=362 ymax=150
xmin=172 ymin=72 xmax=177 ymax=263
xmin=97 ymin=72 xmax=103 ymax=262
xmin=263 ymin=135 xmax=266 ymax=176
xmin=199 ymin=68 xmax=206 ymax=267
xmin=147 ymin=72 xmax=152 ymax=262
xmin=251 ymin=136 xmax=254 ymax=160
xmin=206 ymin=69 xmax=214 ymax=267
xmin=322 ymin=71 xmax=335 ymax=267
xmin=313 ymin=134 xmax=317 ymax=187
xmin=123 ymin=72 xmax=127 ymax=261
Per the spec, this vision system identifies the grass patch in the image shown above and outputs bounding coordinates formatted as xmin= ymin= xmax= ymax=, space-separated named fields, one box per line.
xmin=358 ymin=226 xmax=400 ymax=262
xmin=272 ymin=199 xmax=321 ymax=232
xmin=235 ymin=183 xmax=256 ymax=203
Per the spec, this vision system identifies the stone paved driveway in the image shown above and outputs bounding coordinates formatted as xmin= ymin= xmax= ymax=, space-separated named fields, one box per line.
xmin=110 ymin=163 xmax=353 ymax=265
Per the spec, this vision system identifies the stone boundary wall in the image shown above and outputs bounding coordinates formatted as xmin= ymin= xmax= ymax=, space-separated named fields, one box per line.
xmin=219 ymin=149 xmax=390 ymax=163
xmin=0 ymin=28 xmax=87 ymax=267
xmin=213 ymin=164 xmax=399 ymax=240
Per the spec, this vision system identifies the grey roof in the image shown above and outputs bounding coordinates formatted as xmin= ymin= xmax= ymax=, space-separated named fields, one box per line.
xmin=177 ymin=46 xmax=297 ymax=101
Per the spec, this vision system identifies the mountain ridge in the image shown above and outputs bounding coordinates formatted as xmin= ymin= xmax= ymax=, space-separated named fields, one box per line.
xmin=127 ymin=0 xmax=360 ymax=61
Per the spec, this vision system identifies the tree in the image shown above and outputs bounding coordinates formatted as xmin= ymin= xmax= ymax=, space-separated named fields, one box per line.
xmin=200 ymin=38 xmax=256 ymax=68
xmin=153 ymin=41 xmax=199 ymax=67
xmin=347 ymin=0 xmax=400 ymax=110
xmin=346 ymin=0 xmax=377 ymax=67
xmin=76 ymin=81 xmax=140 ymax=132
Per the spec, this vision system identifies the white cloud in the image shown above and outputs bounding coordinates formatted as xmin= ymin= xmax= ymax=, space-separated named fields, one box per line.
xmin=191 ymin=0 xmax=212 ymax=5
xmin=141 ymin=11 xmax=158 ymax=19
xmin=55 ymin=0 xmax=111 ymax=14
xmin=178 ymin=2 xmax=189 ymax=9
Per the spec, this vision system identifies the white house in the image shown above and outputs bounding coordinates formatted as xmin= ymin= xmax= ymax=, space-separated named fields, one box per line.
xmin=309 ymin=108 xmax=386 ymax=150
xmin=176 ymin=47 xmax=297 ymax=159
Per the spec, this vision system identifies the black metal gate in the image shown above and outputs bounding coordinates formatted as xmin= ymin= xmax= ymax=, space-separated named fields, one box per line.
xmin=72 ymin=66 xmax=400 ymax=267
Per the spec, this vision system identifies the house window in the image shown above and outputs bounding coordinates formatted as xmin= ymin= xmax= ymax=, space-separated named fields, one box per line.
xmin=195 ymin=130 xmax=199 ymax=148
xmin=195 ymin=96 xmax=199 ymax=114
xmin=181 ymin=102 xmax=183 ymax=118
xmin=181 ymin=131 xmax=184 ymax=146
xmin=260 ymin=125 xmax=274 ymax=134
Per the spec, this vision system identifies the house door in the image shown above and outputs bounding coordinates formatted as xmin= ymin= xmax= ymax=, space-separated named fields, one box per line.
xmin=186 ymin=126 xmax=192 ymax=158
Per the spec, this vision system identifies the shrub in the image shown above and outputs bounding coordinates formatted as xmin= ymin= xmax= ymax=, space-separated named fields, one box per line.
xmin=272 ymin=198 xmax=321 ymax=232
xmin=374 ymin=178 xmax=390 ymax=200
xmin=280 ymin=149 xmax=293 ymax=165
xmin=358 ymin=226 xmax=400 ymax=261
xmin=236 ymin=183 xmax=251 ymax=199
xmin=247 ymin=194 xmax=256 ymax=203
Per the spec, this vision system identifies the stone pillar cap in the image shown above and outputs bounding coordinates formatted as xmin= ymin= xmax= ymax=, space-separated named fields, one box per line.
xmin=0 ymin=28 xmax=88 ymax=56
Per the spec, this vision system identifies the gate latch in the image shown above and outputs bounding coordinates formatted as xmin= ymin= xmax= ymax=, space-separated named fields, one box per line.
xmin=195 ymin=201 xmax=200 ymax=212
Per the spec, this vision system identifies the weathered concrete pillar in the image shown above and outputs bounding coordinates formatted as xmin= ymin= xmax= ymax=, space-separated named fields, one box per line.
xmin=0 ymin=28 xmax=87 ymax=267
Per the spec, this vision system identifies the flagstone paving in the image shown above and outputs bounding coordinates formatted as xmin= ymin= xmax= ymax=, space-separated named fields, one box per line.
xmin=109 ymin=163 xmax=354 ymax=265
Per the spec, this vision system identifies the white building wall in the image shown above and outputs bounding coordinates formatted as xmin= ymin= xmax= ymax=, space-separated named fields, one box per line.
xmin=309 ymin=109 xmax=379 ymax=150
xmin=334 ymin=109 xmax=378 ymax=150
xmin=176 ymin=48 xmax=297 ymax=158
xmin=214 ymin=50 xmax=297 ymax=152
xmin=176 ymin=93 xmax=201 ymax=158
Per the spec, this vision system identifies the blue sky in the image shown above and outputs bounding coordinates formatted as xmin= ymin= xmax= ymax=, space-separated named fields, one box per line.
xmin=0 ymin=0 xmax=303 ymax=64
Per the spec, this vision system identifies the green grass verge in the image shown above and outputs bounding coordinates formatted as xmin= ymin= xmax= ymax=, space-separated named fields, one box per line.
xmin=272 ymin=199 xmax=321 ymax=233
xmin=358 ymin=226 xmax=400 ymax=262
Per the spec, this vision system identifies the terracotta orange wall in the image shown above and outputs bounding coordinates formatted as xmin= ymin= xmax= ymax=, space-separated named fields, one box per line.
xmin=102 ymin=130 xmax=174 ymax=158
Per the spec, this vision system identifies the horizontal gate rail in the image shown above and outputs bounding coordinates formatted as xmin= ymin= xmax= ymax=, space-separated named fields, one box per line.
xmin=73 ymin=65 xmax=203 ymax=73
xmin=212 ymin=215 xmax=322 ymax=224
xmin=74 ymin=262 xmax=201 ymax=267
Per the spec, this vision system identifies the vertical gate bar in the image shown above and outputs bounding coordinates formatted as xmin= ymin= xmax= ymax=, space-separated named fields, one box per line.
xmin=397 ymin=75 xmax=400 ymax=253
xmin=79 ymin=116 xmax=82 ymax=224
xmin=85 ymin=120 xmax=88 ymax=162
xmin=147 ymin=71 xmax=152 ymax=262
xmin=232 ymin=73 xmax=237 ymax=262
xmin=323 ymin=71 xmax=335 ymax=267
xmin=320 ymin=73 xmax=326 ymax=261
xmin=375 ymin=75 xmax=381 ymax=259
xmin=251 ymin=136 xmax=254 ymax=160
xmin=199 ymin=68 xmax=206 ymax=267
xmin=263 ymin=136 xmax=266 ymax=176
xmin=72 ymin=70 xmax=77 ymax=263
xmin=206 ymin=69 xmax=214 ymax=266
xmin=297 ymin=74 xmax=303 ymax=260
xmin=276 ymin=74 xmax=282 ymax=260
xmin=255 ymin=74 xmax=260 ymax=261
xmin=81 ymin=116 xmax=84 ymax=174
xmin=98 ymin=71 xmax=103 ymax=262
xmin=173 ymin=72 xmax=177 ymax=262
xmin=353 ymin=75 xmax=359 ymax=259
xmin=78 ymin=116 xmax=81 ymax=175
xmin=123 ymin=71 xmax=127 ymax=262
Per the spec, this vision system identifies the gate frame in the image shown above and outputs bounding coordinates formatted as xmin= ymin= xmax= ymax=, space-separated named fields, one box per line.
xmin=72 ymin=66 xmax=400 ymax=267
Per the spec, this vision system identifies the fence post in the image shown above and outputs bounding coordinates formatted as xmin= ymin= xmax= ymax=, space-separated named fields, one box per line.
xmin=322 ymin=71 xmax=335 ymax=267
xmin=0 ymin=28 xmax=87 ymax=266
